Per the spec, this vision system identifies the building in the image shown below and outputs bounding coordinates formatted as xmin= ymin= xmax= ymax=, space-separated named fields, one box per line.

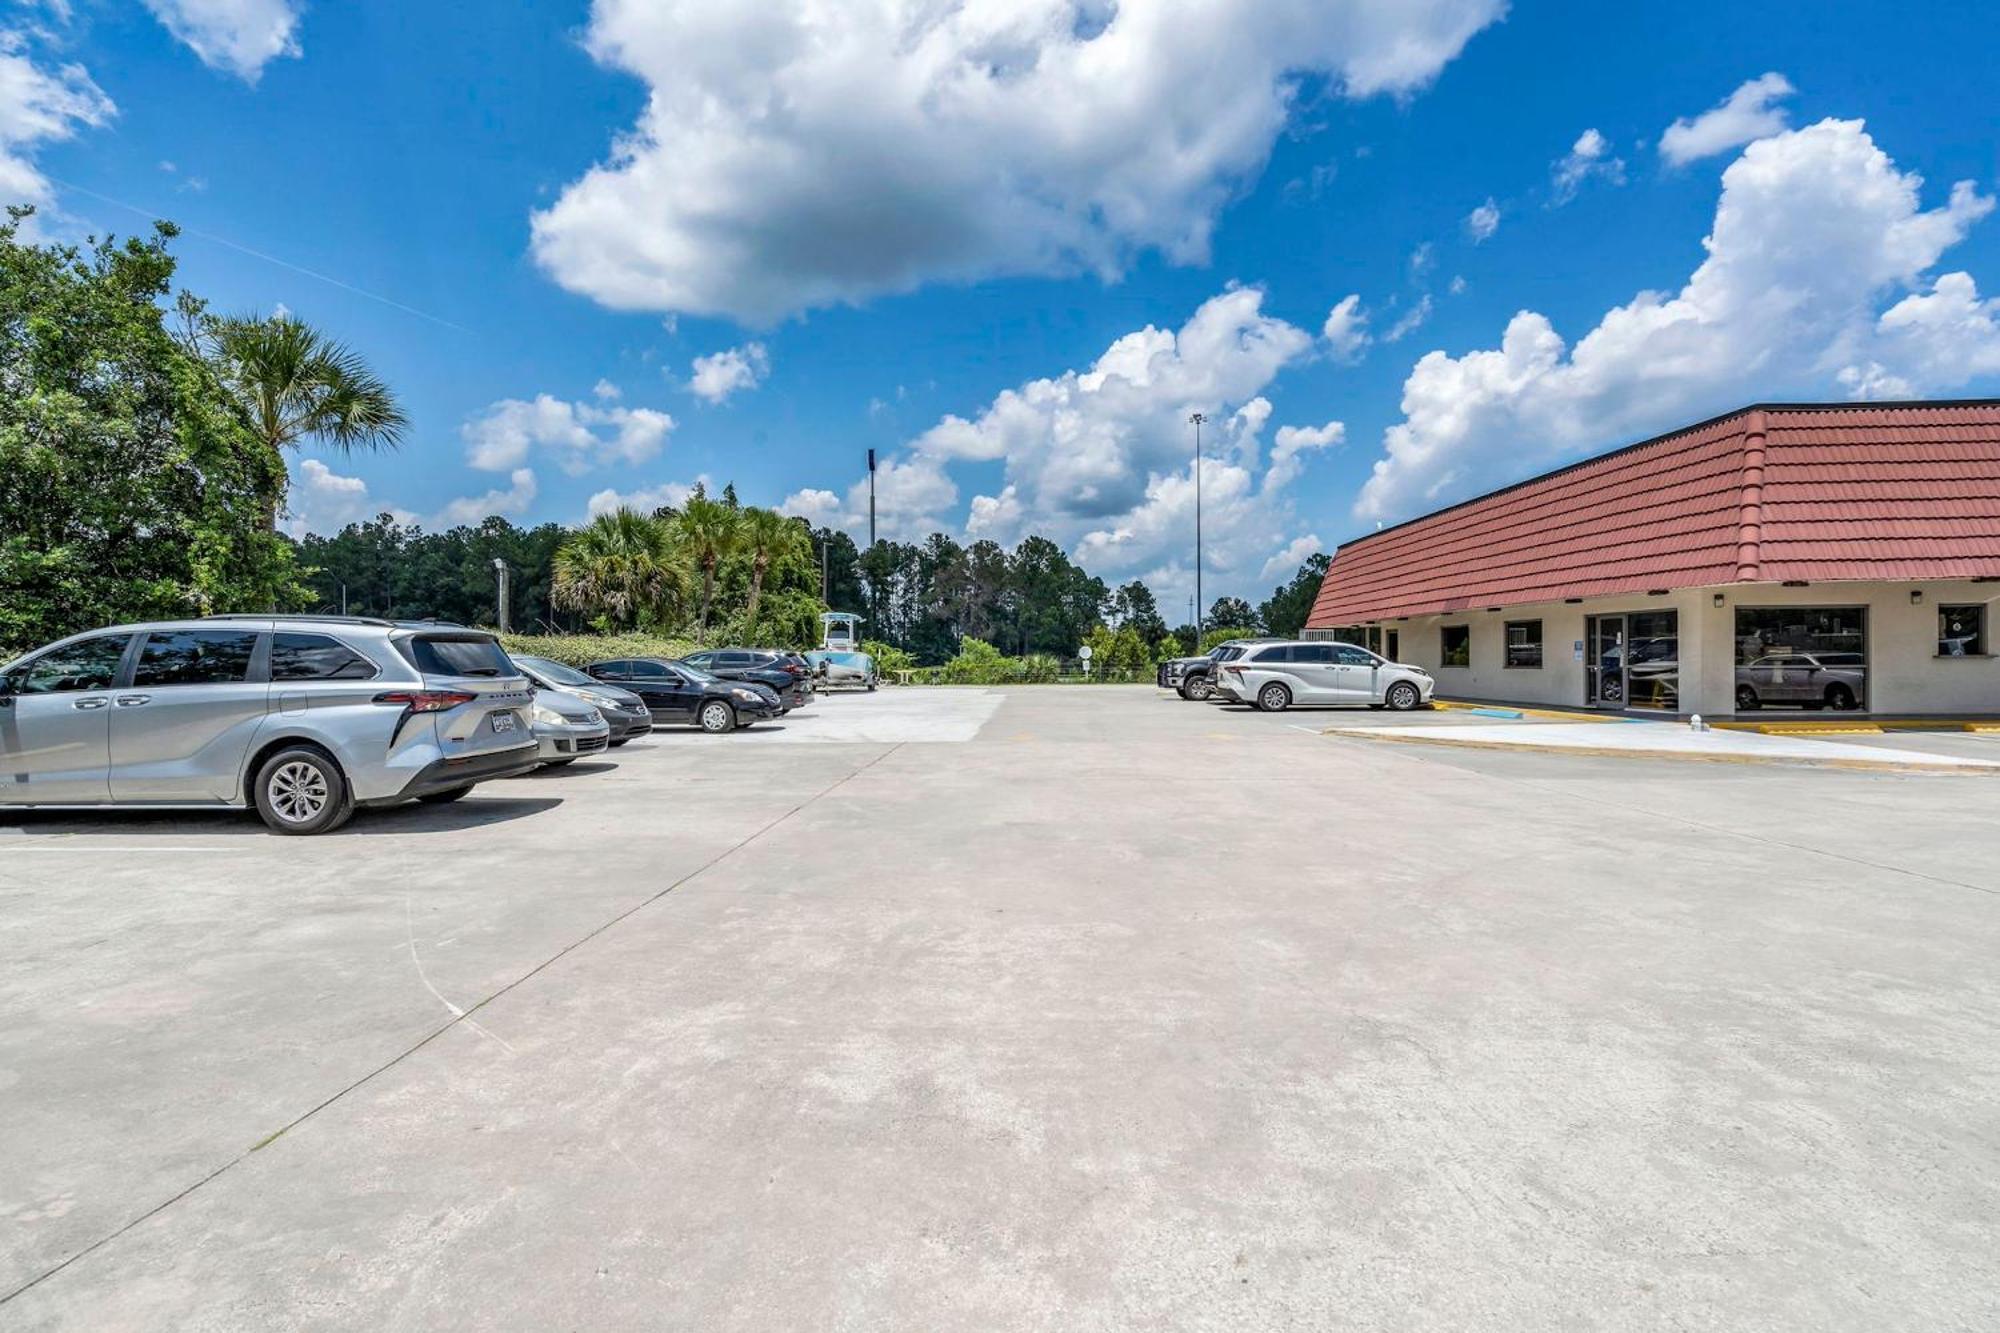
xmin=1304 ymin=401 xmax=2000 ymax=716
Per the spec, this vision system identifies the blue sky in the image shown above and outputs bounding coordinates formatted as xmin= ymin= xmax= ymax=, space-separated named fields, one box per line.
xmin=10 ymin=1 xmax=2000 ymax=613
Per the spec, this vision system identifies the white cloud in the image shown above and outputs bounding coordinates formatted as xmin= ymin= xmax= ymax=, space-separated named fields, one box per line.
xmin=592 ymin=378 xmax=621 ymax=400
xmin=585 ymin=477 xmax=709 ymax=519
xmin=1383 ymin=294 xmax=1433 ymax=343
xmin=1259 ymin=533 xmax=1322 ymax=581
xmin=434 ymin=469 xmax=539 ymax=529
xmin=686 ymin=342 xmax=770 ymax=404
xmin=461 ymin=393 xmax=676 ymax=474
xmin=1858 ymin=271 xmax=2000 ymax=391
xmin=802 ymin=287 xmax=1332 ymax=607
xmin=142 ymin=0 xmax=302 ymax=83
xmin=1321 ymin=294 xmax=1371 ymax=363
xmin=1550 ymin=127 xmax=1624 ymax=204
xmin=1465 ymin=197 xmax=1500 ymax=242
xmin=281 ymin=458 xmax=414 ymax=538
xmin=530 ymin=0 xmax=1506 ymax=322
xmin=1408 ymin=241 xmax=1435 ymax=280
xmin=1265 ymin=420 xmax=1343 ymax=493
xmin=1354 ymin=118 xmax=1996 ymax=522
xmin=1449 ymin=274 xmax=1467 ymax=295
xmin=0 ymin=35 xmax=114 ymax=219
xmin=1660 ymin=72 xmax=1795 ymax=167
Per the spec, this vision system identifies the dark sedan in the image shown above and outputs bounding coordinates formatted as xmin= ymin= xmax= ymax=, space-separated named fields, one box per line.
xmin=583 ymin=657 xmax=783 ymax=733
xmin=679 ymin=648 xmax=814 ymax=711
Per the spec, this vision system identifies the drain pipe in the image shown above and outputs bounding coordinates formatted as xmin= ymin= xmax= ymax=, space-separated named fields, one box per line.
xmin=1734 ymin=408 xmax=1769 ymax=582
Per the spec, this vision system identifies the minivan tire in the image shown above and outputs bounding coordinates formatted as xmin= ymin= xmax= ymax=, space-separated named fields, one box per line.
xmin=1257 ymin=682 xmax=1292 ymax=712
xmin=699 ymin=700 xmax=737 ymax=734
xmin=252 ymin=744 xmax=354 ymax=835
xmin=1384 ymin=681 xmax=1421 ymax=711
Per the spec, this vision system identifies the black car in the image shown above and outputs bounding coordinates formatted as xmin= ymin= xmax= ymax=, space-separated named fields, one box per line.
xmin=678 ymin=648 xmax=814 ymax=711
xmin=582 ymin=657 xmax=783 ymax=733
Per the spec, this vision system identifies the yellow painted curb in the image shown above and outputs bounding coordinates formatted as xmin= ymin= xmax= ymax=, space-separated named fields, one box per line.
xmin=1432 ymin=699 xmax=1626 ymax=723
xmin=1315 ymin=728 xmax=1998 ymax=774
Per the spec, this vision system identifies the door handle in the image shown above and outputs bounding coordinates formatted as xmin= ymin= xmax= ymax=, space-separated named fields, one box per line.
xmin=115 ymin=695 xmax=152 ymax=707
xmin=73 ymin=697 xmax=110 ymax=710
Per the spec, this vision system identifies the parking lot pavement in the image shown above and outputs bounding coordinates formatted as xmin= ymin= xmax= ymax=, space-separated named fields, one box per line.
xmin=731 ymin=686 xmax=1003 ymax=743
xmin=5 ymin=685 xmax=1999 ymax=1329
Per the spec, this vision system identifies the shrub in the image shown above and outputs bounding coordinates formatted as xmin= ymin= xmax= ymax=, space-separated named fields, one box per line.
xmin=1201 ymin=626 xmax=1261 ymax=652
xmin=860 ymin=639 xmax=916 ymax=677
xmin=499 ymin=631 xmax=699 ymax=670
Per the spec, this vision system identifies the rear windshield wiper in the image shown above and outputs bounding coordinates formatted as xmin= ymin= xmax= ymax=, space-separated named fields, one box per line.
xmin=459 ymin=667 xmax=502 ymax=677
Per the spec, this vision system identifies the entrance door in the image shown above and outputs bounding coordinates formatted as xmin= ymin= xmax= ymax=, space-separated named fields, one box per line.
xmin=1385 ymin=630 xmax=1400 ymax=663
xmin=1586 ymin=615 xmax=1626 ymax=706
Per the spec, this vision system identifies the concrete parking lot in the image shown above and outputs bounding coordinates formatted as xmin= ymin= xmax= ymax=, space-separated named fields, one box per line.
xmin=4 ymin=686 xmax=1998 ymax=1330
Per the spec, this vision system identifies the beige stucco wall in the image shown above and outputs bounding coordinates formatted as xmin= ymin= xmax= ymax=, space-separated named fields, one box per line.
xmin=1327 ymin=580 xmax=2000 ymax=715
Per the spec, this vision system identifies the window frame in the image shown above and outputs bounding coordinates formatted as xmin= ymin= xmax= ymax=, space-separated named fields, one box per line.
xmin=1503 ymin=619 xmax=1544 ymax=670
xmin=131 ymin=629 xmax=261 ymax=689
xmin=1439 ymin=624 xmax=1471 ymax=669
xmin=1937 ymin=603 xmax=1987 ymax=657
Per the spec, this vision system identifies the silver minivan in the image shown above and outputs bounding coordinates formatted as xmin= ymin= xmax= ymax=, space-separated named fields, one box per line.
xmin=0 ymin=616 xmax=539 ymax=833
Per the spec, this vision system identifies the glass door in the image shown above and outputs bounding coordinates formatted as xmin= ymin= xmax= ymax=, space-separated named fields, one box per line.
xmin=1586 ymin=615 xmax=1625 ymax=706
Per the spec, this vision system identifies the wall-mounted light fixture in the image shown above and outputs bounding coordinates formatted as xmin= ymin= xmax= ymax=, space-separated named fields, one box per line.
xmin=1910 ymin=589 xmax=1924 ymax=605
xmin=1564 ymin=597 xmax=1583 ymax=604
xmin=1646 ymin=589 xmax=1669 ymax=597
xmin=1782 ymin=580 xmax=1810 ymax=588
xmin=1712 ymin=593 xmax=1725 ymax=608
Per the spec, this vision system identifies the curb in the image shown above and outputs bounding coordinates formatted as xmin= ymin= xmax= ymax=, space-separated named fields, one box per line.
xmin=1315 ymin=728 xmax=2000 ymax=774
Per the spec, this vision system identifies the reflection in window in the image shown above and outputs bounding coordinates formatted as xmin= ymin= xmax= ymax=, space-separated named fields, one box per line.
xmin=1624 ymin=611 xmax=1680 ymax=710
xmin=272 ymin=633 xmax=377 ymax=680
xmin=1734 ymin=607 xmax=1867 ymax=711
xmin=15 ymin=635 xmax=130 ymax=693
xmin=133 ymin=631 xmax=257 ymax=687
xmin=1504 ymin=620 xmax=1543 ymax=669
xmin=1938 ymin=604 xmax=1986 ymax=656
xmin=1440 ymin=625 xmax=1470 ymax=667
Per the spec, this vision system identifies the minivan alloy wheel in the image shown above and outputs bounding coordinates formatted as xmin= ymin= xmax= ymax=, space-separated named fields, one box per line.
xmin=268 ymin=761 xmax=329 ymax=823
xmin=1258 ymin=682 xmax=1291 ymax=712
xmin=1385 ymin=681 xmax=1421 ymax=711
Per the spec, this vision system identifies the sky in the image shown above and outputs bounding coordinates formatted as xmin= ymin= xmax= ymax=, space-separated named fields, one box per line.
xmin=8 ymin=0 xmax=2000 ymax=619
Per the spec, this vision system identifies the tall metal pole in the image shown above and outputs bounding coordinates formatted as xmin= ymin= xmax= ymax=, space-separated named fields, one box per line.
xmin=491 ymin=557 xmax=509 ymax=634
xmin=867 ymin=448 xmax=877 ymax=549
xmin=1189 ymin=412 xmax=1206 ymax=631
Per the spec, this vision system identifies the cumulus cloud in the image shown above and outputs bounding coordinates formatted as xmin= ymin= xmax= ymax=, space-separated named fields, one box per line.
xmin=592 ymin=378 xmax=621 ymax=400
xmin=461 ymin=393 xmax=675 ymax=474
xmin=1259 ymin=533 xmax=1323 ymax=581
xmin=1321 ymin=293 xmax=1371 ymax=363
xmin=142 ymin=0 xmax=302 ymax=83
xmin=1845 ymin=271 xmax=2000 ymax=395
xmin=531 ymin=0 xmax=1505 ymax=322
xmin=798 ymin=287 xmax=1336 ymax=608
xmin=1550 ymin=128 xmax=1624 ymax=204
xmin=434 ymin=469 xmax=539 ymax=529
xmin=585 ymin=477 xmax=709 ymax=519
xmin=1659 ymin=72 xmax=1795 ymax=167
xmin=686 ymin=342 xmax=770 ymax=404
xmin=281 ymin=458 xmax=413 ymax=538
xmin=1465 ymin=197 xmax=1500 ymax=241
xmin=1354 ymin=118 xmax=1996 ymax=522
xmin=0 ymin=35 xmax=114 ymax=219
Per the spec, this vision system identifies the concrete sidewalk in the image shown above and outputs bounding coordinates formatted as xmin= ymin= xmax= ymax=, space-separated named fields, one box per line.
xmin=1321 ymin=717 xmax=2000 ymax=770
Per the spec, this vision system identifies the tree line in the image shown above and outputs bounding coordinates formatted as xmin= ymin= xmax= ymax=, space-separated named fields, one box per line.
xmin=1 ymin=213 xmax=1330 ymax=661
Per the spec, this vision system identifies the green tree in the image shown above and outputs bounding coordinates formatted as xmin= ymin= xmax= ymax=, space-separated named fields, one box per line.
xmin=1257 ymin=551 xmax=1330 ymax=639
xmin=738 ymin=505 xmax=812 ymax=630
xmin=1109 ymin=579 xmax=1168 ymax=644
xmin=1204 ymin=595 xmax=1260 ymax=634
xmin=674 ymin=489 xmax=744 ymax=634
xmin=0 ymin=212 xmax=303 ymax=650
xmin=197 ymin=310 xmax=408 ymax=531
xmin=550 ymin=508 xmax=689 ymax=630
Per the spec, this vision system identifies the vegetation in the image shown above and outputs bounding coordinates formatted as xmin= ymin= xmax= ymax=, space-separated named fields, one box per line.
xmin=0 ymin=211 xmax=304 ymax=653
xmin=550 ymin=508 xmax=689 ymax=630
xmin=498 ymin=631 xmax=697 ymax=670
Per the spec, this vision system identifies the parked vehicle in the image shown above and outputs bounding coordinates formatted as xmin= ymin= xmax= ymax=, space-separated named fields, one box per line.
xmin=1734 ymin=652 xmax=1867 ymax=711
xmin=679 ymin=648 xmax=814 ymax=711
xmin=0 ymin=616 xmax=537 ymax=834
xmin=1213 ymin=640 xmax=1434 ymax=712
xmin=519 ymin=682 xmax=610 ymax=767
xmin=806 ymin=649 xmax=878 ymax=691
xmin=509 ymin=654 xmax=653 ymax=746
xmin=582 ymin=657 xmax=783 ymax=733
xmin=1158 ymin=639 xmax=1280 ymax=701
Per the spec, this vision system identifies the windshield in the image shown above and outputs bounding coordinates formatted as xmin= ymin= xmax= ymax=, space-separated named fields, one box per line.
xmin=516 ymin=655 xmax=593 ymax=687
xmin=405 ymin=634 xmax=513 ymax=677
xmin=670 ymin=659 xmax=719 ymax=683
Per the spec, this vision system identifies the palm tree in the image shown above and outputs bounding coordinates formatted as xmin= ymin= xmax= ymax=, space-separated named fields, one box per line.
xmin=206 ymin=314 xmax=409 ymax=530
xmin=551 ymin=508 xmax=689 ymax=629
xmin=739 ymin=507 xmax=812 ymax=629
xmin=675 ymin=491 xmax=744 ymax=634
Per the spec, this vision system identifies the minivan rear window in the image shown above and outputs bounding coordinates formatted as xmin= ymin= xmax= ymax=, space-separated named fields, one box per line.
xmin=403 ymin=634 xmax=514 ymax=678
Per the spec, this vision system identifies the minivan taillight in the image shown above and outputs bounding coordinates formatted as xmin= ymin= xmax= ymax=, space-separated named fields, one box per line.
xmin=374 ymin=690 xmax=477 ymax=712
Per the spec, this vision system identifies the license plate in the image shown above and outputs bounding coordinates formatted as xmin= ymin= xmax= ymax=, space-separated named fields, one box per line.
xmin=491 ymin=711 xmax=517 ymax=733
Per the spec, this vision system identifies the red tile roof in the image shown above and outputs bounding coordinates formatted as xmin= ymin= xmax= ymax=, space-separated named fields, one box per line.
xmin=1307 ymin=401 xmax=2000 ymax=625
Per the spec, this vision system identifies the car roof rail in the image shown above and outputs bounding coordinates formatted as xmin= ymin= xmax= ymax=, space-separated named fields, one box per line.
xmin=204 ymin=613 xmax=399 ymax=627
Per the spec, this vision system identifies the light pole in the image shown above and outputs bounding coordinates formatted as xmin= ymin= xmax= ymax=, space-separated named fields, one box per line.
xmin=491 ymin=557 xmax=509 ymax=634
xmin=1189 ymin=412 xmax=1206 ymax=632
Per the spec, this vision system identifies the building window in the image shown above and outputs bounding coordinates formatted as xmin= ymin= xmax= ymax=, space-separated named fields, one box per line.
xmin=1504 ymin=620 xmax=1543 ymax=669
xmin=1938 ymin=604 xmax=1986 ymax=656
xmin=1440 ymin=625 xmax=1470 ymax=667
xmin=1735 ymin=607 xmax=1867 ymax=711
